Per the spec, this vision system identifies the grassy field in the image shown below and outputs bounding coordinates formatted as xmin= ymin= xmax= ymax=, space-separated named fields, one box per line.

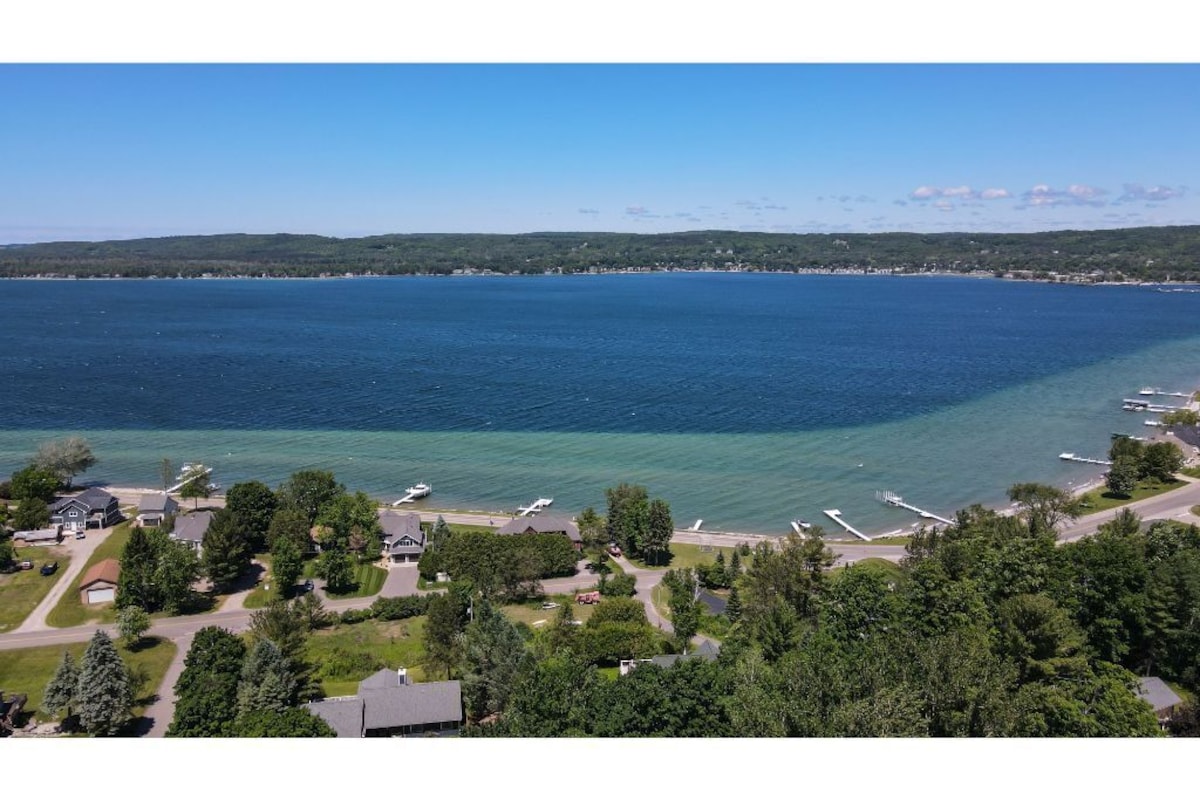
xmin=629 ymin=542 xmax=757 ymax=571
xmin=860 ymin=536 xmax=913 ymax=546
xmin=300 ymin=558 xmax=387 ymax=599
xmin=0 ymin=545 xmax=72 ymax=633
xmin=1192 ymin=505 xmax=1200 ymax=518
xmin=1077 ymin=478 xmax=1186 ymax=515
xmin=46 ymin=523 xmax=134 ymax=628
xmin=501 ymin=595 xmax=597 ymax=629
xmin=309 ymin=617 xmax=428 ymax=697
xmin=0 ymin=635 xmax=177 ymax=725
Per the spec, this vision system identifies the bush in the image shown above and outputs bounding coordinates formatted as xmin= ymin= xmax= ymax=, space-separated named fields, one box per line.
xmin=370 ymin=594 xmax=429 ymax=621
xmin=418 ymin=549 xmax=442 ymax=581
xmin=316 ymin=647 xmax=384 ymax=681
xmin=338 ymin=608 xmax=374 ymax=625
xmin=588 ymin=596 xmax=647 ymax=627
xmin=600 ymin=573 xmax=636 ymax=597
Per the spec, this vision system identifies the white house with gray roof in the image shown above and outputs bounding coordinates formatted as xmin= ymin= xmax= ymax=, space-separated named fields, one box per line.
xmin=378 ymin=510 xmax=425 ymax=563
xmin=306 ymin=668 xmax=462 ymax=737
xmin=169 ymin=511 xmax=213 ymax=555
xmin=496 ymin=513 xmax=582 ymax=549
xmin=50 ymin=488 xmax=121 ymax=531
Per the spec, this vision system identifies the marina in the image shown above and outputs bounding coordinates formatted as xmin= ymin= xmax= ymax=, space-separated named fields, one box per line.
xmin=874 ymin=490 xmax=955 ymax=526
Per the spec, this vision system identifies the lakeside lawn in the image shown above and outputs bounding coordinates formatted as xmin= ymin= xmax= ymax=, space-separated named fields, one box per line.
xmin=0 ymin=635 xmax=177 ymax=726
xmin=0 ymin=545 xmax=72 ymax=633
xmin=501 ymin=595 xmax=597 ymax=629
xmin=628 ymin=542 xmax=757 ymax=571
xmin=309 ymin=617 xmax=428 ymax=697
xmin=301 ymin=559 xmax=387 ymax=600
xmin=1076 ymin=478 xmax=1186 ymax=516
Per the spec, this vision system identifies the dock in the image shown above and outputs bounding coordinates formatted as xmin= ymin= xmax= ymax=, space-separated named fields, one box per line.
xmin=874 ymin=491 xmax=955 ymax=526
xmin=393 ymin=482 xmax=431 ymax=506
xmin=167 ymin=464 xmax=217 ymax=494
xmin=1058 ymin=453 xmax=1112 ymax=466
xmin=822 ymin=509 xmax=871 ymax=541
xmin=517 ymin=497 xmax=554 ymax=516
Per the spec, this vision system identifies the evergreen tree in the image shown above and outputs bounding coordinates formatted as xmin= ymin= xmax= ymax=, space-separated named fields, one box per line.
xmin=424 ymin=591 xmax=470 ymax=679
xmin=42 ymin=651 xmax=79 ymax=722
xmin=645 ymin=497 xmax=674 ymax=566
xmin=117 ymin=525 xmax=157 ymax=609
xmin=237 ymin=639 xmax=297 ymax=716
xmin=461 ymin=599 xmax=531 ymax=720
xmin=430 ymin=515 xmax=452 ymax=551
xmin=169 ymin=627 xmax=246 ymax=737
xmin=75 ymin=630 xmax=132 ymax=736
xmin=234 ymin=707 xmax=336 ymax=737
xmin=726 ymin=583 xmax=743 ymax=622
xmin=201 ymin=507 xmax=251 ymax=590
xmin=729 ymin=548 xmax=742 ymax=582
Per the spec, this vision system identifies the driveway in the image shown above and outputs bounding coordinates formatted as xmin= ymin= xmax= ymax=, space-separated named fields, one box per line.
xmin=13 ymin=526 xmax=113 ymax=634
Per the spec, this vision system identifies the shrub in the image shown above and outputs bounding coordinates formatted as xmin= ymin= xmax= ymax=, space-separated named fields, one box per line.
xmin=600 ymin=573 xmax=636 ymax=597
xmin=370 ymin=594 xmax=429 ymax=620
xmin=338 ymin=608 xmax=374 ymax=625
xmin=316 ymin=647 xmax=384 ymax=681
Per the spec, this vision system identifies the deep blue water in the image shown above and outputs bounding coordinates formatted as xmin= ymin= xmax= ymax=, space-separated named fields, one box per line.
xmin=3 ymin=274 xmax=1199 ymax=433
xmin=2 ymin=273 xmax=1199 ymax=534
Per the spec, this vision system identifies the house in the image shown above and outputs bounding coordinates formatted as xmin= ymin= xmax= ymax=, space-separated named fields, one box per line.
xmin=619 ymin=639 xmax=720 ymax=676
xmin=1136 ymin=676 xmax=1183 ymax=726
xmin=136 ymin=492 xmax=179 ymax=528
xmin=305 ymin=668 xmax=462 ymax=737
xmin=13 ymin=526 xmax=63 ymax=546
xmin=79 ymin=558 xmax=120 ymax=605
xmin=496 ymin=514 xmax=582 ymax=549
xmin=170 ymin=511 xmax=213 ymax=555
xmin=378 ymin=511 xmax=425 ymax=563
xmin=49 ymin=488 xmax=121 ymax=531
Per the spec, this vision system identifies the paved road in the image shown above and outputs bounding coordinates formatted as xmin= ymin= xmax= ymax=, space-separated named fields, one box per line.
xmin=14 ymin=526 xmax=114 ymax=634
xmin=1058 ymin=478 xmax=1200 ymax=542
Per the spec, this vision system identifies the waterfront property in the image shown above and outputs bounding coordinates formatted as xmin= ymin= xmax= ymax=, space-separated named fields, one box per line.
xmin=136 ymin=492 xmax=179 ymax=528
xmin=78 ymin=558 xmax=120 ymax=605
xmin=49 ymin=488 xmax=121 ymax=531
xmin=305 ymin=668 xmax=462 ymax=737
xmin=378 ymin=510 xmax=425 ymax=563
xmin=169 ymin=511 xmax=213 ymax=555
xmin=496 ymin=514 xmax=582 ymax=549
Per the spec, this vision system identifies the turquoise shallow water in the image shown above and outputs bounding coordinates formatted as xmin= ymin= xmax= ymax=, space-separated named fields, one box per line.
xmin=1 ymin=275 xmax=1198 ymax=536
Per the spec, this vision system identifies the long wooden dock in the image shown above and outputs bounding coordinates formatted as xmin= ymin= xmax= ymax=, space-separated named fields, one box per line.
xmin=875 ymin=491 xmax=955 ymax=526
xmin=1058 ymin=452 xmax=1113 ymax=466
xmin=822 ymin=509 xmax=871 ymax=541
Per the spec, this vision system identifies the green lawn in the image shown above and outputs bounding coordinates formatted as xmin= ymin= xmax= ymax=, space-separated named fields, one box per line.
xmin=629 ymin=542 xmax=757 ymax=571
xmin=300 ymin=558 xmax=387 ymax=599
xmin=861 ymin=535 xmax=913 ymax=546
xmin=308 ymin=617 xmax=428 ymax=697
xmin=46 ymin=523 xmax=134 ymax=628
xmin=1183 ymin=466 xmax=1200 ymax=480
xmin=1191 ymin=505 xmax=1200 ymax=518
xmin=0 ymin=635 xmax=177 ymax=726
xmin=0 ymin=545 xmax=72 ymax=633
xmin=1077 ymin=478 xmax=1186 ymax=515
xmin=501 ymin=595 xmax=597 ymax=628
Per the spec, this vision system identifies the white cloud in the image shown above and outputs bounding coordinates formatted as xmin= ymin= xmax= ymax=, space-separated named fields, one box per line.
xmin=980 ymin=188 xmax=1010 ymax=200
xmin=1117 ymin=183 xmax=1186 ymax=203
xmin=1018 ymin=183 xmax=1108 ymax=208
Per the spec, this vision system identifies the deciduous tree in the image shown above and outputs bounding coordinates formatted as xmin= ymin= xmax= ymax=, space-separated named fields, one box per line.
xmin=117 ymin=606 xmax=151 ymax=647
xmin=10 ymin=465 xmax=60 ymax=502
xmin=270 ymin=534 xmax=304 ymax=597
xmin=277 ymin=470 xmax=344 ymax=525
xmin=32 ymin=437 xmax=96 ymax=489
xmin=226 ymin=480 xmax=278 ymax=553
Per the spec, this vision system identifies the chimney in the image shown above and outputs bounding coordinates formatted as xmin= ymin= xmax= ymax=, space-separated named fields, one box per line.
xmin=396 ymin=667 xmax=408 ymax=686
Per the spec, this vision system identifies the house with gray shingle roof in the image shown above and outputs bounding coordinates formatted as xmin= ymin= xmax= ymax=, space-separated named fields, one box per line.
xmin=620 ymin=639 xmax=721 ymax=676
xmin=306 ymin=668 xmax=462 ymax=737
xmin=137 ymin=492 xmax=179 ymax=528
xmin=378 ymin=511 xmax=425 ymax=563
xmin=496 ymin=514 xmax=582 ymax=548
xmin=1136 ymin=676 xmax=1183 ymax=726
xmin=169 ymin=511 xmax=213 ymax=555
xmin=50 ymin=488 xmax=121 ymax=531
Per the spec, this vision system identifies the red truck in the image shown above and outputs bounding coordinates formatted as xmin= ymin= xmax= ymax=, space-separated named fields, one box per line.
xmin=575 ymin=591 xmax=601 ymax=605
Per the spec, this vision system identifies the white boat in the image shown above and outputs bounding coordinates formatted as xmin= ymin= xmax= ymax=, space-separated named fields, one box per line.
xmin=393 ymin=482 xmax=432 ymax=505
xmin=1138 ymin=387 xmax=1155 ymax=396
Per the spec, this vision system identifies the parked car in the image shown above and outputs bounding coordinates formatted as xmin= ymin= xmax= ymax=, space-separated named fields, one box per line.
xmin=18 ymin=560 xmax=34 ymax=571
xmin=303 ymin=579 xmax=315 ymax=593
xmin=75 ymin=530 xmax=86 ymax=539
xmin=607 ymin=544 xmax=622 ymax=557
xmin=40 ymin=562 xmax=59 ymax=576
xmin=541 ymin=601 xmax=559 ymax=610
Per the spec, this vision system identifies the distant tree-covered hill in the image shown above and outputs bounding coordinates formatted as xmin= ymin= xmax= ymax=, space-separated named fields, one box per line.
xmin=2 ymin=226 xmax=1198 ymax=281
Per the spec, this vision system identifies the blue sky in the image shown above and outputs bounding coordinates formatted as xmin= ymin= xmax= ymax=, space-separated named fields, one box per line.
xmin=2 ymin=63 xmax=1198 ymax=243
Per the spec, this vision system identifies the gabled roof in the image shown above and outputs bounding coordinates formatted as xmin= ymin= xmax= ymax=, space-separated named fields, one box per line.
xmin=305 ymin=697 xmax=364 ymax=738
xmin=648 ymin=639 xmax=720 ymax=670
xmin=360 ymin=681 xmax=463 ymax=731
xmin=138 ymin=492 xmax=179 ymax=515
xmin=1136 ymin=676 xmax=1183 ymax=713
xmin=51 ymin=487 xmax=116 ymax=513
xmin=496 ymin=514 xmax=581 ymax=542
xmin=80 ymin=558 xmax=120 ymax=589
xmin=171 ymin=511 xmax=213 ymax=544
xmin=378 ymin=511 xmax=423 ymax=543
xmin=358 ymin=668 xmax=408 ymax=692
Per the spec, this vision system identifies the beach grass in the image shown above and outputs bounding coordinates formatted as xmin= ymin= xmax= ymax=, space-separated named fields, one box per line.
xmin=0 ymin=635 xmax=177 ymax=724
xmin=46 ymin=522 xmax=134 ymax=628
xmin=309 ymin=617 xmax=428 ymax=696
xmin=0 ymin=545 xmax=72 ymax=633
xmin=1076 ymin=478 xmax=1186 ymax=515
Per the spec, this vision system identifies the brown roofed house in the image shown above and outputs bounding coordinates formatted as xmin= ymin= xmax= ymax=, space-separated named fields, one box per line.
xmin=495 ymin=514 xmax=582 ymax=549
xmin=79 ymin=558 xmax=120 ymax=605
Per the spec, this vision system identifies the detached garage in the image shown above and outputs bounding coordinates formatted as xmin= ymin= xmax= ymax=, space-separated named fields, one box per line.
xmin=79 ymin=558 xmax=120 ymax=605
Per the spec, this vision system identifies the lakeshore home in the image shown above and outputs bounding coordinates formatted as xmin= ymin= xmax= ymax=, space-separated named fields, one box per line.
xmin=13 ymin=526 xmax=63 ymax=546
xmin=79 ymin=558 xmax=120 ymax=605
xmin=306 ymin=668 xmax=462 ymax=737
xmin=49 ymin=488 xmax=121 ymax=531
xmin=136 ymin=492 xmax=179 ymax=528
xmin=378 ymin=510 xmax=425 ymax=563
xmin=170 ymin=511 xmax=213 ymax=555
xmin=496 ymin=514 xmax=582 ymax=549
xmin=619 ymin=639 xmax=720 ymax=676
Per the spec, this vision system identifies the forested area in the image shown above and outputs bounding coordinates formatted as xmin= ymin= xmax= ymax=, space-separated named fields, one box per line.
xmin=4 ymin=226 xmax=1199 ymax=281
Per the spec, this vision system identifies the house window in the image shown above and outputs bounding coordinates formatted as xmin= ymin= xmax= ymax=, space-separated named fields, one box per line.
xmin=68 ymin=511 xmax=79 ymax=517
